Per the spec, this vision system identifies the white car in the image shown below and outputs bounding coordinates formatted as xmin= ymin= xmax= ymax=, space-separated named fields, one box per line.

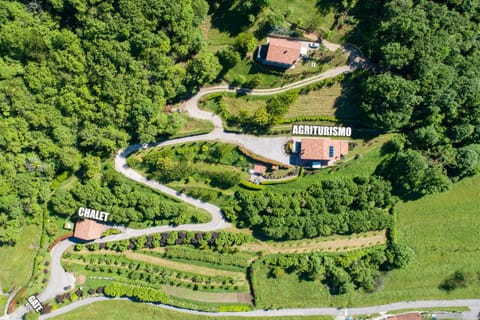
xmin=309 ymin=42 xmax=320 ymax=48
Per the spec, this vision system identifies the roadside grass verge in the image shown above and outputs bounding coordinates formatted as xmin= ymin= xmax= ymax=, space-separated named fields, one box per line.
xmin=48 ymin=299 xmax=333 ymax=320
xmin=0 ymin=224 xmax=41 ymax=291
xmin=388 ymin=306 xmax=470 ymax=314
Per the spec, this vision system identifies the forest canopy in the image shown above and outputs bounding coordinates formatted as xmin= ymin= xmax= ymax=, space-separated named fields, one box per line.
xmin=0 ymin=0 xmax=220 ymax=245
xmin=355 ymin=0 xmax=480 ymax=196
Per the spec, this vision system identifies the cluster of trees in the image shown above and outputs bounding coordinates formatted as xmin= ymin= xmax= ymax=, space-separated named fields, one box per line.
xmin=49 ymin=167 xmax=197 ymax=226
xmin=263 ymin=243 xmax=414 ymax=294
xmin=66 ymin=251 xmax=240 ymax=291
xmin=0 ymin=0 xmax=224 ymax=245
xmin=208 ymin=0 xmax=270 ymax=34
xmin=357 ymin=0 xmax=480 ymax=196
xmin=231 ymin=176 xmax=395 ymax=240
xmin=104 ymin=282 xmax=169 ymax=303
xmin=80 ymin=231 xmax=251 ymax=252
xmin=165 ymin=246 xmax=253 ymax=268
xmin=248 ymin=90 xmax=299 ymax=130
xmin=140 ymin=142 xmax=245 ymax=187
xmin=224 ymin=91 xmax=300 ymax=133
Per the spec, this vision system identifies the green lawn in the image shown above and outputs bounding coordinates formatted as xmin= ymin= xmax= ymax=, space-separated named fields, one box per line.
xmin=173 ymin=116 xmax=214 ymax=138
xmin=0 ymin=295 xmax=7 ymax=316
xmin=269 ymin=135 xmax=391 ymax=192
xmin=377 ymin=174 xmax=480 ymax=302
xmin=50 ymin=300 xmax=333 ymax=320
xmin=224 ymin=59 xmax=287 ymax=89
xmin=0 ymin=224 xmax=40 ymax=291
xmin=388 ymin=306 xmax=469 ymax=314
xmin=252 ymin=174 xmax=480 ymax=308
xmin=269 ymin=0 xmax=352 ymax=43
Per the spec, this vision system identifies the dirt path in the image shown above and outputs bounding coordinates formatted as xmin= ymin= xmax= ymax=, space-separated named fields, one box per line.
xmin=239 ymin=231 xmax=386 ymax=254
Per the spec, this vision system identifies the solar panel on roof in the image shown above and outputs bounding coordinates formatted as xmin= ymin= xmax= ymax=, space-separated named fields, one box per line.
xmin=329 ymin=146 xmax=334 ymax=157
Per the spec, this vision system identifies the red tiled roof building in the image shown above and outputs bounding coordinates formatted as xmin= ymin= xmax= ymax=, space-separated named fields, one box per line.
xmin=74 ymin=219 xmax=104 ymax=241
xmin=259 ymin=37 xmax=302 ymax=68
xmin=300 ymin=138 xmax=349 ymax=168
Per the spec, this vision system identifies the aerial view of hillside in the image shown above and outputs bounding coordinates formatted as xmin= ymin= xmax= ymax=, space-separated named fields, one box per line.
xmin=0 ymin=0 xmax=479 ymax=320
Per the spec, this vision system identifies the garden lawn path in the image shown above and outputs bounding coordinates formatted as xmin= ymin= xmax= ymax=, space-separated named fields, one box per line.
xmin=239 ymin=231 xmax=386 ymax=254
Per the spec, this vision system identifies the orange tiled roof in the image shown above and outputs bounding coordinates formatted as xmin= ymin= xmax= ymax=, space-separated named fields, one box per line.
xmin=300 ymin=138 xmax=349 ymax=160
xmin=265 ymin=38 xmax=302 ymax=66
xmin=74 ymin=219 xmax=104 ymax=241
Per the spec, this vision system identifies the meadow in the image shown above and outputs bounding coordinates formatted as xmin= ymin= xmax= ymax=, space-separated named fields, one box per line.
xmin=0 ymin=224 xmax=40 ymax=291
xmin=251 ymin=174 xmax=480 ymax=308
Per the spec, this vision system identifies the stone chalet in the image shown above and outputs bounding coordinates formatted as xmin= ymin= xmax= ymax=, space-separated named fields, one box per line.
xmin=74 ymin=218 xmax=104 ymax=241
xmin=257 ymin=37 xmax=307 ymax=69
xmin=300 ymin=138 xmax=349 ymax=168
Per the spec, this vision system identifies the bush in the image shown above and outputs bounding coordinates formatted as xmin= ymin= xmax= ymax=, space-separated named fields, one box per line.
xmin=439 ymin=271 xmax=469 ymax=291
xmin=239 ymin=180 xmax=264 ymax=190
xmin=280 ymin=115 xmax=338 ymax=124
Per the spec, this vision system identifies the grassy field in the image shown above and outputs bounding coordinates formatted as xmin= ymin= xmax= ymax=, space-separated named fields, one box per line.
xmin=0 ymin=295 xmax=7 ymax=316
xmin=287 ymin=83 xmax=343 ymax=118
xmin=239 ymin=231 xmax=385 ymax=254
xmin=269 ymin=0 xmax=353 ymax=43
xmin=252 ymin=174 xmax=480 ymax=308
xmin=173 ymin=116 xmax=214 ymax=138
xmin=50 ymin=300 xmax=333 ymax=320
xmin=0 ymin=224 xmax=40 ymax=291
xmin=162 ymin=285 xmax=250 ymax=304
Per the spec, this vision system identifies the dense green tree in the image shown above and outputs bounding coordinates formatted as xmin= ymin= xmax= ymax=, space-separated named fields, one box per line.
xmin=234 ymin=177 xmax=393 ymax=240
xmin=361 ymin=73 xmax=422 ymax=130
xmin=384 ymin=242 xmax=415 ymax=270
xmin=234 ymin=32 xmax=257 ymax=56
xmin=216 ymin=48 xmax=241 ymax=71
xmin=187 ymin=51 xmax=222 ymax=86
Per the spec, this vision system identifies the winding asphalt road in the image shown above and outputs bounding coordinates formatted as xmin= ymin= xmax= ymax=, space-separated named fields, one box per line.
xmin=5 ymin=43 xmax=477 ymax=320
xmin=38 ymin=297 xmax=480 ymax=319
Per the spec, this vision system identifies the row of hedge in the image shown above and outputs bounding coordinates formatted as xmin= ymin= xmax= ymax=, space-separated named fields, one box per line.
xmin=260 ymin=168 xmax=303 ymax=185
xmin=239 ymin=180 xmax=264 ymax=190
xmin=77 ymin=231 xmax=251 ymax=253
xmin=104 ymin=282 xmax=170 ymax=303
xmin=280 ymin=115 xmax=338 ymax=124
xmin=164 ymin=246 xmax=253 ymax=269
